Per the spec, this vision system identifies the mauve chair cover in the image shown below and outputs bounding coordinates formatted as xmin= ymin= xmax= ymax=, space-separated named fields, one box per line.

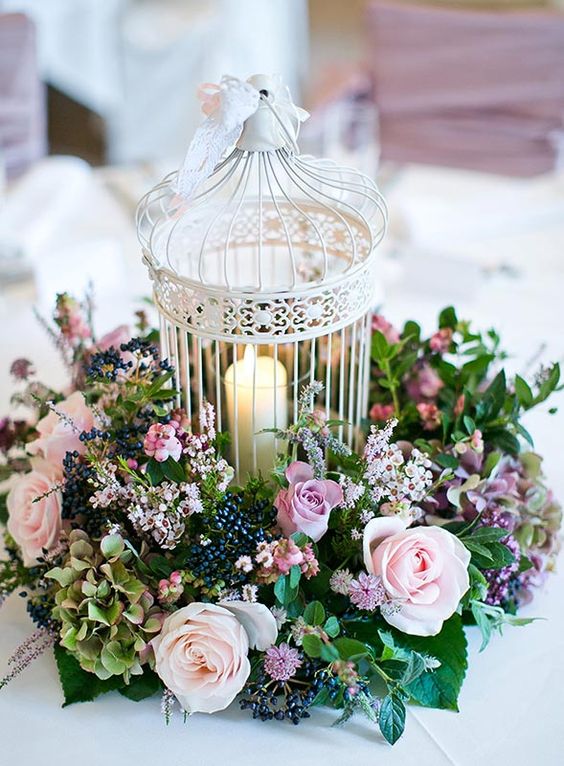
xmin=366 ymin=1 xmax=564 ymax=176
xmin=0 ymin=13 xmax=46 ymax=179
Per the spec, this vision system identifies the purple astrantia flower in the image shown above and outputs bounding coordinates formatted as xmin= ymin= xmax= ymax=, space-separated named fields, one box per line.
xmin=348 ymin=572 xmax=387 ymax=612
xmin=329 ymin=568 xmax=354 ymax=595
xmin=10 ymin=358 xmax=35 ymax=380
xmin=264 ymin=643 xmax=303 ymax=681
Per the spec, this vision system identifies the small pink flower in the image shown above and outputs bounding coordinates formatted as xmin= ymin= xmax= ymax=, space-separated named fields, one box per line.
xmin=348 ymin=571 xmax=386 ymax=611
xmin=372 ymin=314 xmax=400 ymax=344
xmin=274 ymin=461 xmax=342 ymax=542
xmin=406 ymin=362 xmax=443 ymax=402
xmin=300 ymin=543 xmax=320 ymax=579
xmin=10 ymin=358 xmax=35 ymax=380
xmin=416 ymin=402 xmax=441 ymax=431
xmin=369 ymin=402 xmax=395 ymax=422
xmin=144 ymin=423 xmax=182 ymax=463
xmin=429 ymin=328 xmax=453 ymax=354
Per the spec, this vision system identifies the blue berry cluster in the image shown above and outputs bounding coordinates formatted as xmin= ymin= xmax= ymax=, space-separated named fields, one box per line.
xmin=26 ymin=592 xmax=56 ymax=630
xmin=188 ymin=492 xmax=277 ymax=590
xmin=85 ymin=347 xmax=132 ymax=382
xmin=61 ymin=450 xmax=107 ymax=536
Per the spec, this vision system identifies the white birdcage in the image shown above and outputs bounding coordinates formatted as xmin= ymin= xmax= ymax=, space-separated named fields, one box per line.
xmin=136 ymin=75 xmax=387 ymax=481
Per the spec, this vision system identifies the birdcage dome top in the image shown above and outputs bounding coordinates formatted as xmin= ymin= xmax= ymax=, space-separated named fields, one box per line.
xmin=137 ymin=75 xmax=388 ymax=343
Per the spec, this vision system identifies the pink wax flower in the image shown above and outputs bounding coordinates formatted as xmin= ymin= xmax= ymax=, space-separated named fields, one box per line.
xmin=372 ymin=314 xmax=400 ymax=344
xmin=429 ymin=327 xmax=453 ymax=354
xmin=406 ymin=362 xmax=444 ymax=402
xmin=157 ymin=571 xmax=184 ymax=605
xmin=272 ymin=537 xmax=304 ymax=575
xmin=369 ymin=402 xmax=395 ymax=422
xmin=454 ymin=394 xmax=466 ymax=417
xmin=416 ymin=402 xmax=442 ymax=431
xmin=470 ymin=429 xmax=484 ymax=454
xmin=274 ymin=461 xmax=343 ymax=542
xmin=143 ymin=423 xmax=183 ymax=463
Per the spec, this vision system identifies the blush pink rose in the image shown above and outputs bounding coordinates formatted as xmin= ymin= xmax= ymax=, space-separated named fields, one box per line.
xmin=152 ymin=601 xmax=277 ymax=714
xmin=96 ymin=324 xmax=130 ymax=351
xmin=275 ymin=461 xmax=342 ymax=542
xmin=28 ymin=391 xmax=95 ymax=474
xmin=7 ymin=460 xmax=63 ymax=566
xmin=363 ymin=517 xmax=470 ymax=636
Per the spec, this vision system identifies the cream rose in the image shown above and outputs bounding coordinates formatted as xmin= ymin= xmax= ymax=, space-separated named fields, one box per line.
xmin=28 ymin=391 xmax=95 ymax=474
xmin=363 ymin=517 xmax=470 ymax=636
xmin=7 ymin=461 xmax=63 ymax=566
xmin=152 ymin=601 xmax=277 ymax=714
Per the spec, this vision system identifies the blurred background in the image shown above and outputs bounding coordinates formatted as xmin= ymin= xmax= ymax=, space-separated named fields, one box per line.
xmin=0 ymin=0 xmax=563 ymax=413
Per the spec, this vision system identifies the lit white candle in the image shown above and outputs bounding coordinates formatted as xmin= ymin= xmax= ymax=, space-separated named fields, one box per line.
xmin=224 ymin=346 xmax=288 ymax=480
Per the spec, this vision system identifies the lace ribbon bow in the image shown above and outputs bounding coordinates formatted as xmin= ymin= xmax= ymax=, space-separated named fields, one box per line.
xmin=176 ymin=75 xmax=308 ymax=200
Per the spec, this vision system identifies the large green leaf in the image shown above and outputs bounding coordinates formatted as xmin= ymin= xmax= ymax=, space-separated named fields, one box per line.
xmin=390 ymin=614 xmax=468 ymax=711
xmin=119 ymin=669 xmax=162 ymax=701
xmin=379 ymin=693 xmax=406 ymax=745
xmin=53 ymin=644 xmax=124 ymax=707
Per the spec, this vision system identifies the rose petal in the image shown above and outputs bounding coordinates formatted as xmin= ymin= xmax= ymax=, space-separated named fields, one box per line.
xmin=285 ymin=460 xmax=314 ymax=485
xmin=362 ymin=516 xmax=407 ymax=574
xmin=219 ymin=601 xmax=278 ymax=651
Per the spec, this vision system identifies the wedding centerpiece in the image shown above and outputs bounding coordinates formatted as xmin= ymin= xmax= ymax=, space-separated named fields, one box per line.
xmin=0 ymin=77 xmax=561 ymax=746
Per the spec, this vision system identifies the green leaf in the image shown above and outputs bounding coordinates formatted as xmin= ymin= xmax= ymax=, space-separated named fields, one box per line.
xmin=303 ymin=601 xmax=326 ymax=626
xmin=145 ymin=458 xmax=164 ymax=485
xmin=324 ymin=616 xmax=340 ymax=638
xmin=320 ymin=643 xmax=340 ymax=663
xmin=402 ymin=320 xmax=421 ymax=341
xmin=534 ymin=363 xmax=560 ymax=405
xmin=485 ymin=427 xmax=520 ymax=456
xmin=435 ymin=453 xmax=459 ymax=470
xmin=372 ymin=330 xmax=392 ymax=362
xmin=514 ymin=375 xmax=533 ymax=408
xmin=119 ymin=669 xmax=161 ymax=701
xmin=274 ymin=574 xmax=298 ymax=607
xmin=289 ymin=564 xmax=302 ymax=589
xmin=379 ymin=693 xmax=406 ymax=745
xmin=302 ymin=634 xmax=323 ymax=658
xmin=463 ymin=415 xmax=476 ymax=434
xmin=290 ymin=532 xmax=308 ymax=547
xmin=0 ymin=493 xmax=8 ymax=525
xmin=438 ymin=306 xmax=457 ymax=330
xmin=390 ymin=614 xmax=468 ymax=711
xmin=53 ymin=644 xmax=124 ymax=707
xmin=160 ymin=457 xmax=186 ymax=483
xmin=333 ymin=637 xmax=370 ymax=661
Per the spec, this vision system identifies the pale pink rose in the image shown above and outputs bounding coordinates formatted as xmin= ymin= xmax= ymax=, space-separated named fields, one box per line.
xmin=28 ymin=392 xmax=95 ymax=474
xmin=7 ymin=461 xmax=63 ymax=566
xmin=363 ymin=517 xmax=470 ymax=636
xmin=96 ymin=324 xmax=131 ymax=352
xmin=152 ymin=601 xmax=277 ymax=714
xmin=275 ymin=461 xmax=342 ymax=542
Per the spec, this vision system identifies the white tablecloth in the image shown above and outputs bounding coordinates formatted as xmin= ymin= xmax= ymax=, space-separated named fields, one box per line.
xmin=1 ymin=160 xmax=563 ymax=765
